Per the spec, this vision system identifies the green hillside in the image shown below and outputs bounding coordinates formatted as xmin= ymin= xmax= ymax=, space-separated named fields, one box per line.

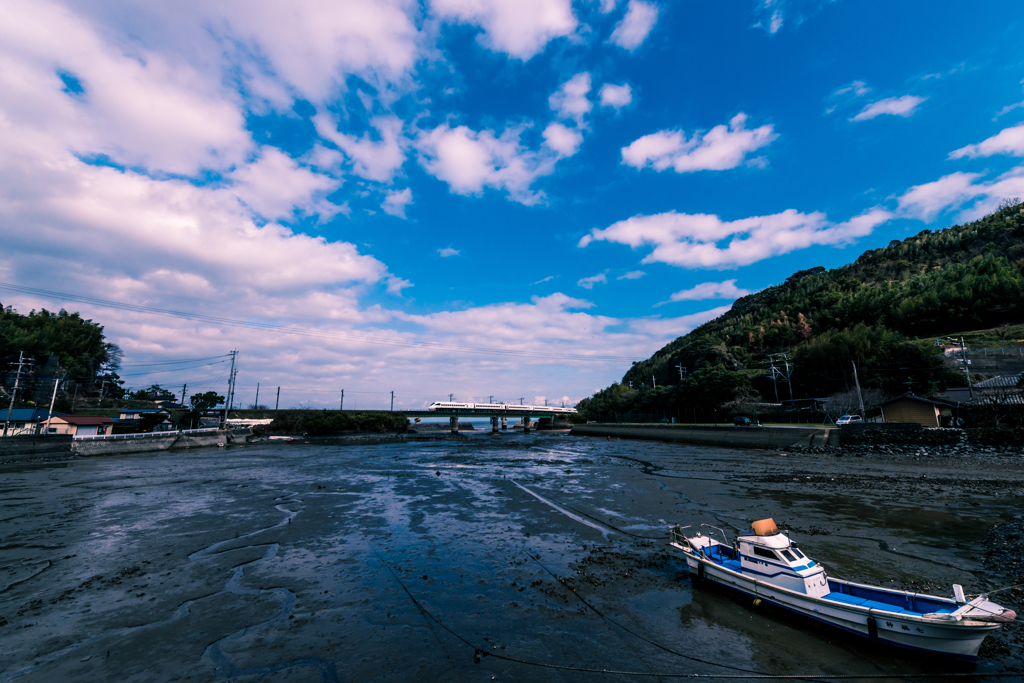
xmin=578 ymin=202 xmax=1024 ymax=419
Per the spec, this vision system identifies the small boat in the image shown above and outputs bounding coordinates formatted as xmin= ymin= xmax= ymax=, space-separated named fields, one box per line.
xmin=268 ymin=435 xmax=297 ymax=443
xmin=670 ymin=518 xmax=1015 ymax=660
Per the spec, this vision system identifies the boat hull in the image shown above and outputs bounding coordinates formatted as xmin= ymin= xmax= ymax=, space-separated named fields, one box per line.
xmin=681 ymin=548 xmax=999 ymax=660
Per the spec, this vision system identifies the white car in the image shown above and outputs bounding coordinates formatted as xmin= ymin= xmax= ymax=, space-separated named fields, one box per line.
xmin=835 ymin=414 xmax=863 ymax=425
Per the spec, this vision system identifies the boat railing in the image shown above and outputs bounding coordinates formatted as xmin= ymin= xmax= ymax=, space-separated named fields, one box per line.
xmin=670 ymin=525 xmax=691 ymax=545
xmin=700 ymin=523 xmax=730 ymax=545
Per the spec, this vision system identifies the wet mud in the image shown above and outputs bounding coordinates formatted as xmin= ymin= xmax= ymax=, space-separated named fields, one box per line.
xmin=1 ymin=434 xmax=1022 ymax=681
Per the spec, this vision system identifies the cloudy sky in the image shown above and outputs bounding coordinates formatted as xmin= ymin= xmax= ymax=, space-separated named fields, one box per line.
xmin=1 ymin=0 xmax=1023 ymax=410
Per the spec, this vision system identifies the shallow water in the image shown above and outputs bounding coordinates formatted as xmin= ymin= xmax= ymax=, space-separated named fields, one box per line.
xmin=1 ymin=433 xmax=1021 ymax=681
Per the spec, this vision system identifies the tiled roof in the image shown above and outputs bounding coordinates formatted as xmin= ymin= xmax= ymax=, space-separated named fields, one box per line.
xmin=4 ymin=408 xmax=64 ymax=422
xmin=973 ymin=373 xmax=1023 ymax=388
xmin=52 ymin=415 xmax=115 ymax=425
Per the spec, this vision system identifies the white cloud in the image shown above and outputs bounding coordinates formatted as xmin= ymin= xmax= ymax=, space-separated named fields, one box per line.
xmin=386 ymin=276 xmax=413 ymax=295
xmin=621 ymin=113 xmax=777 ymax=173
xmin=851 ymin=95 xmax=926 ymax=122
xmin=655 ymin=279 xmax=752 ymax=306
xmin=542 ymin=122 xmax=584 ymax=157
xmin=577 ymin=273 xmax=608 ymax=289
xmin=949 ymin=123 xmax=1024 ymax=159
xmin=0 ymin=0 xmax=252 ymax=178
xmin=314 ymin=114 xmax=406 ymax=182
xmin=597 ymin=0 xmax=620 ymax=13
xmin=533 ymin=275 xmax=555 ymax=284
xmin=382 ymin=188 xmax=413 ymax=218
xmin=579 ymin=208 xmax=893 ymax=269
xmin=897 ymin=167 xmax=1024 ymax=223
xmin=416 ymin=117 xmax=579 ymax=204
xmin=617 ymin=270 xmax=645 ymax=280
xmin=599 ymin=83 xmax=633 ymax=109
xmin=549 ymin=72 xmax=592 ymax=124
xmin=431 ymin=0 xmax=577 ymax=60
xmin=609 ymin=0 xmax=659 ymax=51
xmin=72 ymin=0 xmax=425 ymax=106
xmin=438 ymin=246 xmax=460 ymax=257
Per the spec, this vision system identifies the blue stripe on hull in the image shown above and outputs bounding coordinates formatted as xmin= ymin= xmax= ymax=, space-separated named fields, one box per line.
xmin=693 ymin=572 xmax=979 ymax=662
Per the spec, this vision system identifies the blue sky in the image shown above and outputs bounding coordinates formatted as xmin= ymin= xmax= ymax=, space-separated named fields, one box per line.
xmin=1 ymin=0 xmax=1024 ymax=409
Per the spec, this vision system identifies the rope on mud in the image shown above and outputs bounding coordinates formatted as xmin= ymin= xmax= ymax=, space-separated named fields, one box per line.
xmin=968 ymin=581 xmax=1024 ymax=598
xmin=375 ymin=552 xmax=1020 ymax=680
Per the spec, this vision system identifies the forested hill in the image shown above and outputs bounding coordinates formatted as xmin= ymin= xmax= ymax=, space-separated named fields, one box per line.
xmin=578 ymin=201 xmax=1024 ymax=418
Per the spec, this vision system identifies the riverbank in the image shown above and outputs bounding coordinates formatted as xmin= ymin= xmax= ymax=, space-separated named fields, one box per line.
xmin=571 ymin=422 xmax=832 ymax=448
xmin=2 ymin=434 xmax=1020 ymax=679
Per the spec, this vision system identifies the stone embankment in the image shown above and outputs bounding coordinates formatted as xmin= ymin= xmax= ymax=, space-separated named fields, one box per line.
xmin=0 ymin=429 xmax=228 ymax=463
xmin=570 ymin=423 xmax=832 ymax=448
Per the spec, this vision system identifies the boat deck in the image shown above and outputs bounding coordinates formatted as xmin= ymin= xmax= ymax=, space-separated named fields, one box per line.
xmin=695 ymin=544 xmax=958 ymax=617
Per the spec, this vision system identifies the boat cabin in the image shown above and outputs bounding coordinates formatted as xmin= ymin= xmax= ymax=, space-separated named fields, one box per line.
xmin=736 ymin=518 xmax=828 ymax=597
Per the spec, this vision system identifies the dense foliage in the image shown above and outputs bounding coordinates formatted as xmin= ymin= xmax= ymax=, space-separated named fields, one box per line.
xmin=579 ymin=204 xmax=1024 ymax=420
xmin=267 ymin=410 xmax=409 ymax=435
xmin=0 ymin=305 xmax=119 ymax=378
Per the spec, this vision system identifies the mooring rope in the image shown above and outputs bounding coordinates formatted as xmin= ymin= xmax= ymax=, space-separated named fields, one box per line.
xmin=374 ymin=551 xmax=1020 ymax=680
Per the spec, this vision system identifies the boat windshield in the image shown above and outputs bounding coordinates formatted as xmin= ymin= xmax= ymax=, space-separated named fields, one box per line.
xmin=791 ymin=547 xmax=806 ymax=559
xmin=780 ymin=549 xmax=797 ymax=562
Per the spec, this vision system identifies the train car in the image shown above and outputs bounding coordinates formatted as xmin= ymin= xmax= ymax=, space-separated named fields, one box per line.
xmin=427 ymin=402 xmax=476 ymax=411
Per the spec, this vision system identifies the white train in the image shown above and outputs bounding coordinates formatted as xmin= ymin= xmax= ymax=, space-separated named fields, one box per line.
xmin=428 ymin=401 xmax=576 ymax=414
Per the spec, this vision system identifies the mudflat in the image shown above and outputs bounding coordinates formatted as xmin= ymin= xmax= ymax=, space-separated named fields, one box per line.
xmin=1 ymin=434 xmax=1022 ymax=682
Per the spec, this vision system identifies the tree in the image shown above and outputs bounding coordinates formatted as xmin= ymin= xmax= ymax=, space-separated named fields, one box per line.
xmin=190 ymin=391 xmax=225 ymax=411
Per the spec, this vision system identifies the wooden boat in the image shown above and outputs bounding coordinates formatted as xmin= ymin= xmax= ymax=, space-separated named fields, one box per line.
xmin=669 ymin=518 xmax=1015 ymax=660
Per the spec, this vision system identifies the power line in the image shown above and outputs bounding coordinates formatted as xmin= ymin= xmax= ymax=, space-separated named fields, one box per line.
xmin=0 ymin=282 xmax=640 ymax=363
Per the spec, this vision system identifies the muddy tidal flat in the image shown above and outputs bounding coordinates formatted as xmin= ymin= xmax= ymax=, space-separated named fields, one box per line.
xmin=1 ymin=434 xmax=1022 ymax=682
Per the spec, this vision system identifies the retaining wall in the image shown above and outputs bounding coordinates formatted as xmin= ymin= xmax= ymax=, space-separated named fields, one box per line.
xmin=569 ymin=423 xmax=832 ymax=449
xmin=72 ymin=430 xmax=226 ymax=456
xmin=0 ymin=435 xmax=73 ymax=461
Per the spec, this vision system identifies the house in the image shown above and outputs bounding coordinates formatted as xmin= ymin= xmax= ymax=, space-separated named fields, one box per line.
xmin=2 ymin=408 xmax=65 ymax=436
xmin=46 ymin=415 xmax=115 ymax=437
xmin=117 ymin=407 xmax=174 ymax=432
xmin=879 ymin=393 xmax=957 ymax=428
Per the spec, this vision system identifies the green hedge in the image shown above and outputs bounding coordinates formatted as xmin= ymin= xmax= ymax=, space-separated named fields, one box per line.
xmin=265 ymin=410 xmax=408 ymax=435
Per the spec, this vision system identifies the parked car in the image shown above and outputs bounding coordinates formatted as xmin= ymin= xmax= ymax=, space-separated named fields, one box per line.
xmin=836 ymin=414 xmax=864 ymax=425
xmin=733 ymin=416 xmax=752 ymax=426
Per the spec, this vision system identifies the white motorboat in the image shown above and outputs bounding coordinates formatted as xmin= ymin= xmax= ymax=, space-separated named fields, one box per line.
xmin=669 ymin=518 xmax=1016 ymax=660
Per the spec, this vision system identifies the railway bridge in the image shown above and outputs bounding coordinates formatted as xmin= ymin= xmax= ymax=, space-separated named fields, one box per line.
xmin=404 ymin=406 xmax=575 ymax=434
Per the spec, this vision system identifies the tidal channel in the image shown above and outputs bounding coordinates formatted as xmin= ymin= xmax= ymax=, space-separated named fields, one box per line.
xmin=1 ymin=433 xmax=1021 ymax=681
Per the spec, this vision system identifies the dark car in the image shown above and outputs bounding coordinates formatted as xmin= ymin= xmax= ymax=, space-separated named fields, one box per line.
xmin=733 ymin=416 xmax=752 ymax=426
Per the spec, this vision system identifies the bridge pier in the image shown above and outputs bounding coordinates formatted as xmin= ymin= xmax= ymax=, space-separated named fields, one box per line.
xmin=491 ymin=416 xmax=499 ymax=433
xmin=501 ymin=417 xmax=507 ymax=430
xmin=450 ymin=416 xmax=458 ymax=434
xmin=523 ymin=416 xmax=531 ymax=433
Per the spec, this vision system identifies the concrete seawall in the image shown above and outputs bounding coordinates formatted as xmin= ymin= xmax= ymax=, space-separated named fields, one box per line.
xmin=0 ymin=435 xmax=74 ymax=461
xmin=72 ymin=430 xmax=227 ymax=456
xmin=570 ymin=423 xmax=833 ymax=449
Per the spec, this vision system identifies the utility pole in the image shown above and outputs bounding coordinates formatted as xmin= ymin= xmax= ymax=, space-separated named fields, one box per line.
xmin=449 ymin=393 xmax=454 ymax=402
xmin=4 ymin=351 xmax=32 ymax=436
xmin=339 ymin=389 xmax=343 ymax=411
xmin=99 ymin=379 xmax=107 ymax=408
xmin=222 ymin=349 xmax=237 ymax=428
xmin=254 ymin=383 xmax=260 ymax=409
xmin=276 ymin=386 xmax=281 ymax=410
xmin=851 ymin=361 xmax=866 ymax=417
xmin=628 ymin=381 xmax=633 ymax=389
xmin=390 ymin=391 xmax=394 ymax=411
xmin=44 ymin=379 xmax=61 ymax=435
xmin=676 ymin=364 xmax=687 ymax=380
xmin=181 ymin=383 xmax=187 ymax=410
xmin=652 ymin=375 xmax=656 ymax=388
xmin=961 ymin=336 xmax=973 ymax=399
xmin=488 ymin=395 xmax=494 ymax=403
xmin=71 ymin=384 xmax=78 ymax=412
xmin=519 ymin=397 xmax=524 ymax=405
